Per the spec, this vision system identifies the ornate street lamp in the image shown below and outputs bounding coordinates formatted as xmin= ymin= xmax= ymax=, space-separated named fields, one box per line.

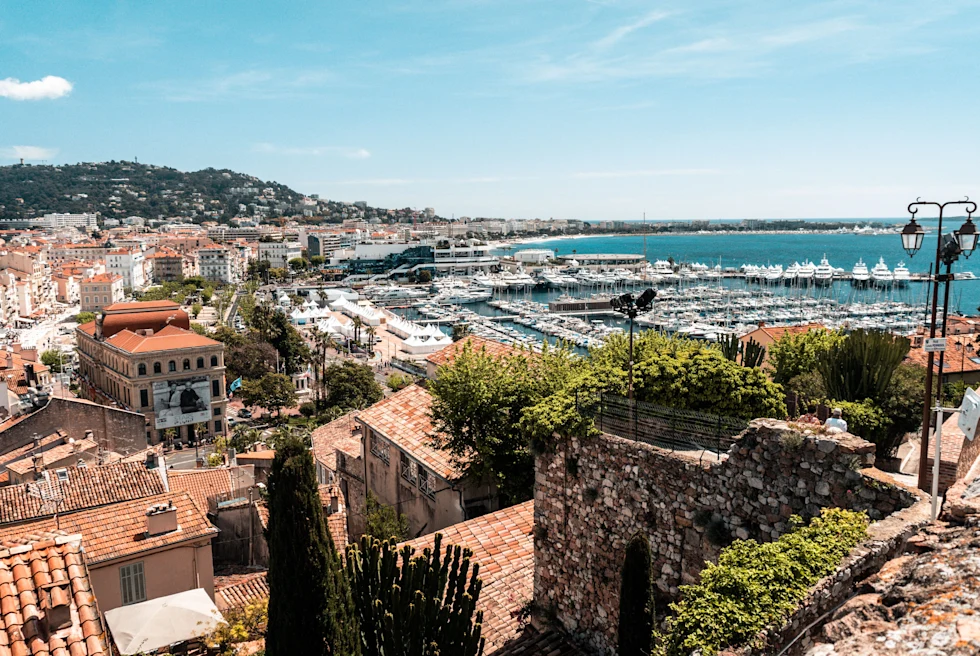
xmin=903 ymin=198 xmax=977 ymax=491
xmin=611 ymin=288 xmax=657 ymax=401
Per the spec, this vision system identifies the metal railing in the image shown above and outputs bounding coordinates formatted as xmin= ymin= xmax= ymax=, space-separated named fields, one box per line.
xmin=580 ymin=392 xmax=748 ymax=460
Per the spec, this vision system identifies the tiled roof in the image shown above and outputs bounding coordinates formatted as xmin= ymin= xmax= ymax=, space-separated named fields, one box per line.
xmin=356 ymin=385 xmax=460 ymax=481
xmin=253 ymin=501 xmax=269 ymax=530
xmin=0 ymin=461 xmax=166 ymax=526
xmin=318 ymin=484 xmax=348 ymax=550
xmin=215 ymin=572 xmax=269 ymax=612
xmin=81 ymin=273 xmax=122 ymax=284
xmin=742 ymin=323 xmax=827 ymax=343
xmin=0 ymin=430 xmax=66 ymax=470
xmin=0 ymin=492 xmax=217 ymax=565
xmin=5 ymin=438 xmax=99 ymax=476
xmin=236 ymin=450 xmax=276 ymax=462
xmin=425 ymin=335 xmax=518 ymax=368
xmin=168 ymin=466 xmax=254 ymax=515
xmin=103 ymin=300 xmax=180 ymax=313
xmin=402 ymin=500 xmax=534 ymax=653
xmin=104 ymin=324 xmax=220 ymax=353
xmin=0 ymin=533 xmax=108 ymax=655
xmin=489 ymin=629 xmax=585 ymax=656
xmin=311 ymin=413 xmax=362 ymax=473
xmin=906 ymin=334 xmax=980 ymax=374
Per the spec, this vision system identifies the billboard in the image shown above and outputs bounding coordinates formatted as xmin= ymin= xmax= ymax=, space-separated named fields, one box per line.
xmin=152 ymin=376 xmax=211 ymax=429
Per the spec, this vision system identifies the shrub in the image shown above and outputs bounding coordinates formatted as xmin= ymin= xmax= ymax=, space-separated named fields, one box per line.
xmin=298 ymin=401 xmax=316 ymax=417
xmin=664 ymin=508 xmax=868 ymax=656
xmin=827 ymin=398 xmax=887 ymax=443
xmin=386 ymin=373 xmax=412 ymax=391
xmin=75 ymin=311 xmax=96 ymax=324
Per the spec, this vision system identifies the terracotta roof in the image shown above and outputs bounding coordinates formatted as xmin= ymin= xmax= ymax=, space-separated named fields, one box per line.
xmin=236 ymin=450 xmax=276 ymax=462
xmin=0 ymin=461 xmax=166 ymax=526
xmin=741 ymin=323 xmax=828 ymax=343
xmin=103 ymin=300 xmax=179 ymax=313
xmin=215 ymin=572 xmax=269 ymax=612
xmin=87 ymin=305 xmax=191 ymax=339
xmin=425 ymin=335 xmax=518 ymax=368
xmin=356 ymin=385 xmax=460 ymax=480
xmin=402 ymin=500 xmax=534 ymax=652
xmin=103 ymin=324 xmax=220 ymax=353
xmin=318 ymin=484 xmax=348 ymax=550
xmin=81 ymin=274 xmax=122 ymax=284
xmin=0 ymin=430 xmax=67 ymax=470
xmin=5 ymin=438 xmax=99 ymax=476
xmin=0 ymin=534 xmax=108 ymax=655
xmin=253 ymin=500 xmax=269 ymax=530
xmin=0 ymin=492 xmax=217 ymax=565
xmin=167 ymin=466 xmax=254 ymax=515
xmin=311 ymin=413 xmax=362 ymax=473
xmin=906 ymin=334 xmax=980 ymax=374
xmin=489 ymin=628 xmax=585 ymax=656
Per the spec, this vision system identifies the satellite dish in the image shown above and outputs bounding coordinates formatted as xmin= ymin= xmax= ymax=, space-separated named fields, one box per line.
xmin=958 ymin=387 xmax=980 ymax=442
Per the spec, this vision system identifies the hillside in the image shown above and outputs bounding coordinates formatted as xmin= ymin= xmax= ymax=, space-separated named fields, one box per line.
xmin=0 ymin=161 xmax=307 ymax=223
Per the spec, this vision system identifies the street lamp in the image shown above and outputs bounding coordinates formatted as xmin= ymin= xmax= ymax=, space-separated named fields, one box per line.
xmin=610 ymin=288 xmax=657 ymax=401
xmin=902 ymin=198 xmax=977 ymax=491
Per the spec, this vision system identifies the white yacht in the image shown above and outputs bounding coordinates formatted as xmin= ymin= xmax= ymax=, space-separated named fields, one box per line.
xmin=814 ymin=256 xmax=835 ymax=286
xmin=871 ymin=258 xmax=894 ymax=287
xmin=797 ymin=260 xmax=817 ymax=284
xmin=765 ymin=264 xmax=784 ymax=284
xmin=893 ymin=262 xmax=910 ymax=287
xmin=851 ymin=259 xmax=870 ymax=286
xmin=782 ymin=262 xmax=801 ymax=284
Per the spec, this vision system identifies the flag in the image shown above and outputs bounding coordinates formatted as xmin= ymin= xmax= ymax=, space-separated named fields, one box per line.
xmin=229 ymin=377 xmax=242 ymax=393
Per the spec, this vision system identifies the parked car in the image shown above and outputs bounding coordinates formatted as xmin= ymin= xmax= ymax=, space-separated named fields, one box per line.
xmin=238 ymin=408 xmax=253 ymax=419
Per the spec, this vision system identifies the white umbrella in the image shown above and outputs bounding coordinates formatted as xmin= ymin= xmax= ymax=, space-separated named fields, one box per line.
xmin=105 ymin=589 xmax=224 ymax=656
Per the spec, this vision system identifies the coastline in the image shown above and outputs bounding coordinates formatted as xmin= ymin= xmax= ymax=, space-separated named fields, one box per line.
xmin=491 ymin=229 xmax=903 ymax=250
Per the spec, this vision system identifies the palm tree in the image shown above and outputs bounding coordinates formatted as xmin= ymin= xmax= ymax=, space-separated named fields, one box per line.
xmin=366 ymin=325 xmax=377 ymax=356
xmin=352 ymin=316 xmax=363 ymax=346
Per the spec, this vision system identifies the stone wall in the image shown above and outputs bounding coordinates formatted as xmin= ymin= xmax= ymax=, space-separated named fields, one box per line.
xmin=0 ymin=397 xmax=147 ymax=457
xmin=532 ymin=421 xmax=920 ymax=655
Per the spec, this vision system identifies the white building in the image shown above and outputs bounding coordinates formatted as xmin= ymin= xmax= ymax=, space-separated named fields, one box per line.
xmin=514 ymin=249 xmax=555 ymax=265
xmin=107 ymin=248 xmax=147 ymax=291
xmin=258 ymin=240 xmax=303 ymax=269
xmin=431 ymin=240 xmax=498 ymax=275
xmin=34 ymin=213 xmax=99 ymax=230
xmin=197 ymin=247 xmax=237 ymax=284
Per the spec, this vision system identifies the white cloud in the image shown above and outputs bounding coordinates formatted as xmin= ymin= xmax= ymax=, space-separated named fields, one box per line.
xmin=593 ymin=10 xmax=672 ymax=50
xmin=253 ymin=143 xmax=371 ymax=159
xmin=0 ymin=146 xmax=58 ymax=160
xmin=0 ymin=76 xmax=72 ymax=101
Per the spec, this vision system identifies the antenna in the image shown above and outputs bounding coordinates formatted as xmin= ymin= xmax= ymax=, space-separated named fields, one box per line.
xmin=26 ymin=470 xmax=65 ymax=528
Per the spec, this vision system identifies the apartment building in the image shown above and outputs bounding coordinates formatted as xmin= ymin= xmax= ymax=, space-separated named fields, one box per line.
xmin=107 ymin=248 xmax=147 ymax=291
xmin=81 ymin=273 xmax=126 ymax=313
xmin=0 ymin=247 xmax=55 ymax=312
xmin=147 ymin=247 xmax=189 ymax=282
xmin=197 ymin=246 xmax=237 ymax=283
xmin=75 ymin=301 xmax=228 ymax=443
xmin=258 ymin=240 xmax=303 ymax=269
xmin=53 ymin=272 xmax=80 ymax=304
xmin=34 ymin=212 xmax=99 ymax=229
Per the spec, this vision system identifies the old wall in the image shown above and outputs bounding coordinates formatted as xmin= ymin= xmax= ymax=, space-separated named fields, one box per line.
xmin=533 ymin=421 xmax=920 ymax=655
xmin=0 ymin=397 xmax=147 ymax=457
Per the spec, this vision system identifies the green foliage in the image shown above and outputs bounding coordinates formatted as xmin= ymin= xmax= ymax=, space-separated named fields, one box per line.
xmin=205 ymin=598 xmax=268 ymax=656
xmin=943 ymin=379 xmax=968 ymax=407
xmin=289 ymin=257 xmax=308 ymax=271
xmin=817 ymin=329 xmax=910 ymax=405
xmin=718 ymin=334 xmax=740 ymax=362
xmin=618 ymin=535 xmax=654 ymax=656
xmin=786 ymin=369 xmax=827 ymax=403
xmin=664 ymin=508 xmax=868 ymax=656
xmin=191 ymin=302 xmax=203 ymax=318
xmin=387 ymin=373 xmax=412 ymax=392
xmin=248 ymin=304 xmax=310 ymax=374
xmin=189 ymin=323 xmax=208 ymax=336
xmin=240 ymin=373 xmax=298 ymax=416
xmin=364 ymin=493 xmax=409 ymax=542
xmin=299 ymin=401 xmax=317 ymax=417
xmin=40 ymin=349 xmax=66 ymax=373
xmin=345 ymin=534 xmax=485 ymax=656
xmin=826 ymin=399 xmax=887 ymax=442
xmin=767 ymin=328 xmax=844 ymax=385
xmin=742 ymin=338 xmax=766 ymax=368
xmin=310 ymin=255 xmax=326 ymax=267
xmin=227 ymin=339 xmax=279 ymax=382
xmin=417 ymin=269 xmax=433 ymax=283
xmin=322 ymin=360 xmax=384 ymax=411
xmin=266 ymin=435 xmax=360 ymax=656
xmin=451 ymin=323 xmax=471 ymax=342
xmin=211 ymin=324 xmax=248 ymax=347
xmin=75 ymin=311 xmax=96 ymax=324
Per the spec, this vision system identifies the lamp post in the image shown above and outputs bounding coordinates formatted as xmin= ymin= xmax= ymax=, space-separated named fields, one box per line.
xmin=610 ymin=288 xmax=657 ymax=400
xmin=901 ymin=198 xmax=978 ymax=491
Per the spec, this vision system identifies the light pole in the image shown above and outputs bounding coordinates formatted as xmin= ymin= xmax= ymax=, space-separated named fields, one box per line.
xmin=610 ymin=288 xmax=657 ymax=401
xmin=901 ymin=198 xmax=978 ymax=490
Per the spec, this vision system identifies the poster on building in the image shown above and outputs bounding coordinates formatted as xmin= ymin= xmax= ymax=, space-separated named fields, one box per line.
xmin=152 ymin=376 xmax=211 ymax=429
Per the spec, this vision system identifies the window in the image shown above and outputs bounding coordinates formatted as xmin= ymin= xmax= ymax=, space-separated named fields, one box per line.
xmin=197 ymin=357 xmax=204 ymax=369
xmin=214 ymin=420 xmax=222 ymax=432
xmin=370 ymin=434 xmax=390 ymax=465
xmin=212 ymin=380 xmax=220 ymax=396
xmin=210 ymin=355 xmax=219 ymax=367
xmin=103 ymin=296 xmax=108 ymax=303
xmin=83 ymin=296 xmax=89 ymax=304
xmin=138 ymin=363 xmax=146 ymax=376
xmin=183 ymin=359 xmax=191 ymax=371
xmin=418 ymin=469 xmax=435 ymax=499
xmin=213 ymin=407 xmax=221 ymax=416
xmin=168 ymin=361 xmax=176 ymax=372
xmin=400 ymin=452 xmax=418 ymax=484
xmin=120 ymin=562 xmax=146 ymax=606
xmin=140 ymin=389 xmax=149 ymax=407
xmin=153 ymin=362 xmax=161 ymax=374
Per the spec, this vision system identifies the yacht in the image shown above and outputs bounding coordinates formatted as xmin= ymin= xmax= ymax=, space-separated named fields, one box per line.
xmin=797 ymin=260 xmax=817 ymax=284
xmin=814 ymin=256 xmax=835 ymax=286
xmin=851 ymin=259 xmax=870 ymax=286
xmin=782 ymin=262 xmax=801 ymax=284
xmin=893 ymin=262 xmax=910 ymax=287
xmin=871 ymin=258 xmax=894 ymax=287
xmin=764 ymin=265 xmax=784 ymax=284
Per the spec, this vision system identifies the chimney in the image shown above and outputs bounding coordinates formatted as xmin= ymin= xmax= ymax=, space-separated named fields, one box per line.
xmin=24 ymin=363 xmax=35 ymax=387
xmin=330 ymin=495 xmax=340 ymax=515
xmin=84 ymin=430 xmax=94 ymax=442
xmin=146 ymin=500 xmax=178 ymax=536
xmin=40 ymin=580 xmax=72 ymax=632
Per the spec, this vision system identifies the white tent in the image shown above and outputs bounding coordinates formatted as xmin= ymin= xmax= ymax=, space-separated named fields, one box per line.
xmin=105 ymin=588 xmax=224 ymax=656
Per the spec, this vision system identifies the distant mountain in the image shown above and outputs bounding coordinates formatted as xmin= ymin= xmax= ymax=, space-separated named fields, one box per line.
xmin=0 ymin=161 xmax=307 ymax=223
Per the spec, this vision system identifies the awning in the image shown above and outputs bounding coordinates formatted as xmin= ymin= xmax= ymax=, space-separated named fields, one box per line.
xmin=104 ymin=588 xmax=225 ymax=655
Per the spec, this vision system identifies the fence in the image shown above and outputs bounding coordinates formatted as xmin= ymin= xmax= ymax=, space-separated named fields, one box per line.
xmin=579 ymin=392 xmax=749 ymax=460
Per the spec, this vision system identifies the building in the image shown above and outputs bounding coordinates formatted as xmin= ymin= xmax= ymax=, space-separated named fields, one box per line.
xmin=80 ymin=273 xmax=126 ymax=313
xmin=197 ymin=246 xmax=237 ymax=283
xmin=556 ymin=253 xmax=647 ymax=272
xmin=107 ymin=248 xmax=147 ymax=291
xmin=146 ymin=247 xmax=188 ymax=282
xmin=75 ymin=301 xmax=228 ymax=443
xmin=207 ymin=226 xmax=260 ymax=242
xmin=311 ymin=413 xmax=366 ymax=537
xmin=430 ymin=239 xmax=498 ymax=275
xmin=356 ymin=384 xmax=497 ymax=536
xmin=0 ymin=247 xmax=55 ymax=313
xmin=258 ymin=240 xmax=303 ymax=269
xmin=34 ymin=212 xmax=99 ymax=229
xmin=906 ymin=333 xmax=980 ymax=387
xmin=513 ymin=249 xmax=554 ymax=264
xmin=53 ymin=271 xmax=81 ymax=304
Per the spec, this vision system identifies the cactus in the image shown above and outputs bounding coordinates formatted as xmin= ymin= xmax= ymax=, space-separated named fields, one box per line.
xmin=346 ymin=534 xmax=485 ymax=656
xmin=742 ymin=338 xmax=766 ymax=368
xmin=718 ymin=333 xmax=741 ymax=362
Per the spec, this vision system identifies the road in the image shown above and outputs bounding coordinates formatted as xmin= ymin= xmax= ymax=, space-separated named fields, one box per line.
xmin=164 ymin=446 xmax=215 ymax=470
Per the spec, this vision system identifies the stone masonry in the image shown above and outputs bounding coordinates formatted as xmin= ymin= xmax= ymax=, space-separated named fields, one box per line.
xmin=532 ymin=420 xmax=920 ymax=655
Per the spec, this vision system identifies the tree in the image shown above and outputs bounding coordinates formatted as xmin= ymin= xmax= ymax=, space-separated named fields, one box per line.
xmin=289 ymin=257 xmax=308 ymax=271
xmin=310 ymin=255 xmax=326 ymax=267
xmin=241 ymin=373 xmax=298 ymax=417
xmin=767 ymin=329 xmax=844 ymax=385
xmin=322 ymin=361 xmax=383 ymax=411
xmin=451 ymin=322 xmax=471 ymax=342
xmin=75 ymin=311 xmax=96 ymax=324
xmin=417 ymin=269 xmax=432 ymax=283
xmin=817 ymin=330 xmax=910 ymax=405
xmin=618 ymin=535 xmax=654 ymax=656
xmin=365 ymin=325 xmax=376 ymax=355
xmin=346 ymin=534 xmax=485 ymax=656
xmin=877 ymin=363 xmax=926 ymax=456
xmin=191 ymin=302 xmax=203 ymax=318
xmin=266 ymin=435 xmax=359 ymax=656
xmin=363 ymin=492 xmax=409 ymax=542
xmin=249 ymin=303 xmax=310 ymax=374
xmin=40 ymin=349 xmax=66 ymax=373
xmin=227 ymin=340 xmax=279 ymax=382
xmin=351 ymin=316 xmax=363 ymax=345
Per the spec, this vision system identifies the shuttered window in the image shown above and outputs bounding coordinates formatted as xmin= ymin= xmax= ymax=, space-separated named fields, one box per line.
xmin=120 ymin=562 xmax=146 ymax=605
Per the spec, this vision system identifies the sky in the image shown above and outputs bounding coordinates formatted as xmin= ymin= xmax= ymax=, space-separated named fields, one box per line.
xmin=3 ymin=0 xmax=980 ymax=221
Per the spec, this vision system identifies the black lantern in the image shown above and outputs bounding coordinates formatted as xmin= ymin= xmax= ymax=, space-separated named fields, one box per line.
xmin=901 ymin=217 xmax=925 ymax=257
xmin=956 ymin=216 xmax=978 ymax=258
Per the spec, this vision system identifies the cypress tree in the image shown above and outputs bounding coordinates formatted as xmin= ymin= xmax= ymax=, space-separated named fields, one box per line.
xmin=617 ymin=534 xmax=654 ymax=656
xmin=266 ymin=435 xmax=360 ymax=656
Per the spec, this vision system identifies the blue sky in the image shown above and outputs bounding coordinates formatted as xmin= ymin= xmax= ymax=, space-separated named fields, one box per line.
xmin=3 ymin=1 xmax=980 ymax=220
